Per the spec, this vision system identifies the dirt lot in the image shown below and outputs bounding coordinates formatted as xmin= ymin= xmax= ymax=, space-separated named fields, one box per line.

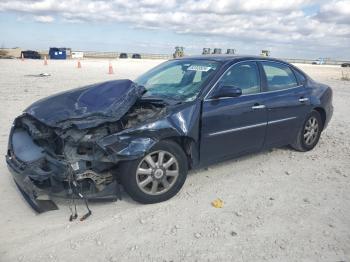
xmin=0 ymin=59 xmax=349 ymax=262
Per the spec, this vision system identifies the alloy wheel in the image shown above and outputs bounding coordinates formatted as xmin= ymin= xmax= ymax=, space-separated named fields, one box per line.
xmin=136 ymin=150 xmax=179 ymax=195
xmin=304 ymin=116 xmax=319 ymax=145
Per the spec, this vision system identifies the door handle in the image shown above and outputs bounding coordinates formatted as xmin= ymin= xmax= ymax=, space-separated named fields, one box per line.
xmin=252 ymin=104 xmax=266 ymax=109
xmin=299 ymin=97 xmax=309 ymax=103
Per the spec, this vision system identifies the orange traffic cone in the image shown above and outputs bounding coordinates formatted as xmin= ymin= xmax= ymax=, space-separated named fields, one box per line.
xmin=44 ymin=56 xmax=48 ymax=65
xmin=108 ymin=61 xmax=114 ymax=74
xmin=77 ymin=59 xmax=82 ymax=68
xmin=21 ymin=52 xmax=24 ymax=61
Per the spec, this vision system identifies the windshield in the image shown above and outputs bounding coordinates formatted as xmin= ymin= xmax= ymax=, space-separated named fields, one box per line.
xmin=135 ymin=59 xmax=219 ymax=102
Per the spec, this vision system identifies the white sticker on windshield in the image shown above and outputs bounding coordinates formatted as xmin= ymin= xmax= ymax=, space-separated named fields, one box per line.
xmin=187 ymin=65 xmax=211 ymax=72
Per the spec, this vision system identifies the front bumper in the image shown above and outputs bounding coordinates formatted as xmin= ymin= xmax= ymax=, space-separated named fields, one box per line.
xmin=6 ymin=115 xmax=134 ymax=214
xmin=6 ymin=150 xmax=122 ymax=213
xmin=6 ymin=153 xmax=59 ymax=213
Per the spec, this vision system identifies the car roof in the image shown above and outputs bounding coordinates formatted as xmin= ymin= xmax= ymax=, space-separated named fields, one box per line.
xmin=175 ymin=55 xmax=288 ymax=64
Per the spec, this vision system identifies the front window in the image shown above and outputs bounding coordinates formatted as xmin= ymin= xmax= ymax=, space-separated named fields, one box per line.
xmin=217 ymin=61 xmax=261 ymax=95
xmin=135 ymin=60 xmax=219 ymax=102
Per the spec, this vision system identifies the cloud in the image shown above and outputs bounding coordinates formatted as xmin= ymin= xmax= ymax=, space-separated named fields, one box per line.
xmin=0 ymin=0 xmax=349 ymax=56
xmin=33 ymin=15 xmax=54 ymax=23
xmin=316 ymin=0 xmax=350 ymax=24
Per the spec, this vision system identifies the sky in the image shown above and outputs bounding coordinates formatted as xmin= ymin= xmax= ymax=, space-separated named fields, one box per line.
xmin=0 ymin=0 xmax=349 ymax=59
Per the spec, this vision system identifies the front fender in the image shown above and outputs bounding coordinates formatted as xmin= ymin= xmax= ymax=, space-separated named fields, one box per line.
xmin=98 ymin=135 xmax=157 ymax=161
xmin=97 ymin=102 xmax=201 ymax=162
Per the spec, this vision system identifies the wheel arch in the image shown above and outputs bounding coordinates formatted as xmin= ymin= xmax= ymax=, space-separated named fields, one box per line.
xmin=161 ymin=136 xmax=199 ymax=170
xmin=313 ymin=107 xmax=326 ymax=130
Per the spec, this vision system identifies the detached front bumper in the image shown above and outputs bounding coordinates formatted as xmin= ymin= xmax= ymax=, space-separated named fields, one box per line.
xmin=6 ymin=153 xmax=59 ymax=213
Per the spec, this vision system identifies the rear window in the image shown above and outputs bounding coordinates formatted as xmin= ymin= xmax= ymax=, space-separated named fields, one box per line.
xmin=261 ymin=61 xmax=298 ymax=91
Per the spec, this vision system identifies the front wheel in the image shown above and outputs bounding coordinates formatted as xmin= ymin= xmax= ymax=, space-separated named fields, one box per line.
xmin=119 ymin=140 xmax=188 ymax=204
xmin=291 ymin=110 xmax=323 ymax=152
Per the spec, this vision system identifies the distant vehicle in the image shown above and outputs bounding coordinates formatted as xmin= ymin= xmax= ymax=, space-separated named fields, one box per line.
xmin=226 ymin=49 xmax=236 ymax=55
xmin=312 ymin=58 xmax=326 ymax=65
xmin=49 ymin=48 xmax=67 ymax=60
xmin=173 ymin=47 xmax=184 ymax=58
xmin=261 ymin=50 xmax=270 ymax=57
xmin=21 ymin=50 xmax=41 ymax=59
xmin=119 ymin=53 xmax=128 ymax=59
xmin=132 ymin=54 xmax=141 ymax=59
xmin=202 ymin=48 xmax=211 ymax=55
xmin=341 ymin=62 xmax=350 ymax=67
xmin=212 ymin=48 xmax=222 ymax=54
xmin=71 ymin=51 xmax=84 ymax=59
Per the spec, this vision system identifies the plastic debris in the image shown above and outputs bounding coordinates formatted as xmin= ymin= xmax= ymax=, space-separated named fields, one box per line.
xmin=25 ymin=73 xmax=51 ymax=77
xmin=230 ymin=231 xmax=238 ymax=236
xmin=194 ymin=233 xmax=202 ymax=239
xmin=211 ymin=198 xmax=224 ymax=208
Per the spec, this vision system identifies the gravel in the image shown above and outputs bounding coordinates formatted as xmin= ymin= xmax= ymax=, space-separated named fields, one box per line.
xmin=0 ymin=60 xmax=349 ymax=262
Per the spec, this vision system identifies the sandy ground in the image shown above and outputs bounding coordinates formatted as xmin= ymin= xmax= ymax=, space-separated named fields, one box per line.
xmin=0 ymin=58 xmax=349 ymax=262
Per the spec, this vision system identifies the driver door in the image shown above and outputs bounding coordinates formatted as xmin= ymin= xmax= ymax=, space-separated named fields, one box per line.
xmin=200 ymin=61 xmax=268 ymax=164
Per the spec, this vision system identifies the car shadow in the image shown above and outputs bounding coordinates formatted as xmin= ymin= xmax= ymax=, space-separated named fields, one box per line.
xmin=188 ymin=145 xmax=292 ymax=176
xmin=50 ymin=145 xmax=295 ymax=211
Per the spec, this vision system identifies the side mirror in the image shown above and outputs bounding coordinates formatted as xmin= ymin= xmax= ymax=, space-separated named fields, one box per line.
xmin=211 ymin=86 xmax=242 ymax=99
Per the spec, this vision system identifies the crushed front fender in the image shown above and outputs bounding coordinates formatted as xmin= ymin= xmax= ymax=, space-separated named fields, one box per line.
xmin=97 ymin=102 xmax=202 ymax=165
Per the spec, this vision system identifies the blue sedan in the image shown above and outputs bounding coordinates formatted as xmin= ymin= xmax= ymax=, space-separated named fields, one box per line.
xmin=6 ymin=55 xmax=333 ymax=214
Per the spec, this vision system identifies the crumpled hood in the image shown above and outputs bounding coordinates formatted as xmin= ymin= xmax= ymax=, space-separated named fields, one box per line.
xmin=25 ymin=79 xmax=145 ymax=129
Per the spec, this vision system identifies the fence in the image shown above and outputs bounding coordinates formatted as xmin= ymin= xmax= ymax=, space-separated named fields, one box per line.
xmin=82 ymin=51 xmax=172 ymax=60
xmin=36 ymin=50 xmax=171 ymax=59
xmin=6 ymin=48 xmax=349 ymax=64
xmin=81 ymin=53 xmax=349 ymax=64
xmin=282 ymin=58 xmax=349 ymax=65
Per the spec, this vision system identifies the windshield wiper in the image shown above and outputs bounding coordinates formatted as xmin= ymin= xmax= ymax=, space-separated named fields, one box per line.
xmin=140 ymin=96 xmax=170 ymax=105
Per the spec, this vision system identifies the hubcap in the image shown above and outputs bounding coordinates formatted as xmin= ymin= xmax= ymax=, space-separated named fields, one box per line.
xmin=154 ymin=169 xmax=164 ymax=179
xmin=303 ymin=116 xmax=319 ymax=145
xmin=136 ymin=150 xmax=179 ymax=195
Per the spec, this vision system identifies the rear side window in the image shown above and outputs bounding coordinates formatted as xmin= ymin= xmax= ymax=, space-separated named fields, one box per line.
xmin=261 ymin=62 xmax=298 ymax=91
xmin=293 ymin=69 xmax=306 ymax=85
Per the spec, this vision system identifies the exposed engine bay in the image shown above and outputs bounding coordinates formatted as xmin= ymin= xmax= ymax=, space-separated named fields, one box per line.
xmin=11 ymin=101 xmax=165 ymax=193
xmin=6 ymin=79 xmax=202 ymax=219
xmin=8 ymin=98 xmax=165 ymax=217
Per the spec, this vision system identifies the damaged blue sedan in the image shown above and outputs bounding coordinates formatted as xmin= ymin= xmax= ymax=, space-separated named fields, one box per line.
xmin=6 ymin=56 xmax=333 ymax=215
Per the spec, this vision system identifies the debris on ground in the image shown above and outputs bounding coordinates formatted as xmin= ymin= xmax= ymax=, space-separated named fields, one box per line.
xmin=230 ymin=231 xmax=238 ymax=236
xmin=303 ymin=198 xmax=310 ymax=203
xmin=25 ymin=72 xmax=51 ymax=77
xmin=194 ymin=233 xmax=202 ymax=239
xmin=211 ymin=198 xmax=224 ymax=208
xmin=234 ymin=211 xmax=243 ymax=217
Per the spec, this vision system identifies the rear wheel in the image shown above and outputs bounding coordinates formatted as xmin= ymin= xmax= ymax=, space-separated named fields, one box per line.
xmin=119 ymin=140 xmax=188 ymax=204
xmin=291 ymin=110 xmax=323 ymax=151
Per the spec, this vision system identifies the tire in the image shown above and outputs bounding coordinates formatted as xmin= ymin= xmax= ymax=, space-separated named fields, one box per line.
xmin=291 ymin=110 xmax=323 ymax=152
xmin=119 ymin=140 xmax=188 ymax=204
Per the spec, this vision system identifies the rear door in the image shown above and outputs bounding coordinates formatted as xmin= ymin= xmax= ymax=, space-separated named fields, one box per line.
xmin=200 ymin=61 xmax=267 ymax=164
xmin=259 ymin=61 xmax=312 ymax=147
